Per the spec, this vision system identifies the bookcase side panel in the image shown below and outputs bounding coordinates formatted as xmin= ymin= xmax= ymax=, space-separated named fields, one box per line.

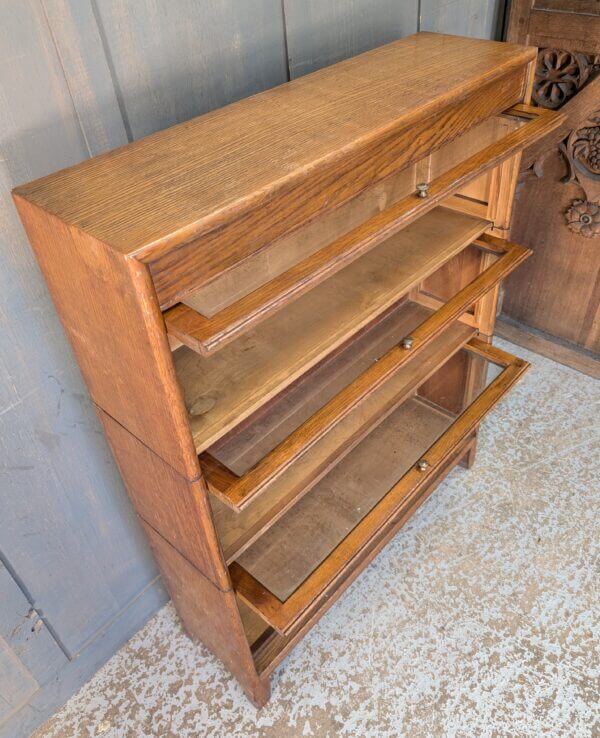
xmin=96 ymin=407 xmax=229 ymax=589
xmin=12 ymin=195 xmax=199 ymax=478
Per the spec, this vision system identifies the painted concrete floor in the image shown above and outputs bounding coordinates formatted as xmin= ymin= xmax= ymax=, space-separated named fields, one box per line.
xmin=35 ymin=339 xmax=599 ymax=738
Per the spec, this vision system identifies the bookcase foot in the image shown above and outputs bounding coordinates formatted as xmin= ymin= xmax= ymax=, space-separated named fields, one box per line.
xmin=459 ymin=433 xmax=479 ymax=469
xmin=141 ymin=522 xmax=268 ymax=706
xmin=247 ymin=678 xmax=271 ymax=709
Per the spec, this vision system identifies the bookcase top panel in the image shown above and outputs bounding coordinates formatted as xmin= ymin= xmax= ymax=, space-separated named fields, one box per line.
xmin=14 ymin=33 xmax=534 ymax=258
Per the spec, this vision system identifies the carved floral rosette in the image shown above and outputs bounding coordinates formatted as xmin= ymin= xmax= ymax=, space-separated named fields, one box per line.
xmin=564 ymin=199 xmax=600 ymax=238
xmin=532 ymin=49 xmax=592 ymax=109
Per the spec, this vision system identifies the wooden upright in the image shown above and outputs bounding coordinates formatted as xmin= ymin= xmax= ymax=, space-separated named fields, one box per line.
xmin=13 ymin=33 xmax=563 ymax=705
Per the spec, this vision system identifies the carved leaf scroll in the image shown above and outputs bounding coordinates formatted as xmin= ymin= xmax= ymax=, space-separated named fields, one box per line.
xmin=561 ymin=113 xmax=600 ymax=236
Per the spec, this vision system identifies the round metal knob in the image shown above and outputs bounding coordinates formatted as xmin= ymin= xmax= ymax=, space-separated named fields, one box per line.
xmin=416 ymin=183 xmax=429 ymax=198
xmin=401 ymin=336 xmax=414 ymax=350
xmin=416 ymin=459 xmax=430 ymax=472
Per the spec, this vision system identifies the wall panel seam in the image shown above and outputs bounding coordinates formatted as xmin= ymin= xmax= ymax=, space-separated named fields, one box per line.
xmin=92 ymin=403 xmax=202 ymax=484
xmin=138 ymin=518 xmax=233 ymax=595
xmin=39 ymin=0 xmax=93 ymax=158
xmin=0 ymin=548 xmax=71 ymax=660
xmin=88 ymin=0 xmax=134 ymax=143
xmin=67 ymin=575 xmax=164 ymax=659
xmin=280 ymin=0 xmax=292 ymax=81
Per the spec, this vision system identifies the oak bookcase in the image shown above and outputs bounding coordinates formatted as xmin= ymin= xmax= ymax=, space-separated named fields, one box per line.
xmin=13 ymin=33 xmax=563 ymax=706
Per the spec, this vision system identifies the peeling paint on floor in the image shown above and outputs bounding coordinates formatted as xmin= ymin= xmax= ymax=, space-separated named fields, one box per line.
xmin=34 ymin=340 xmax=600 ymax=738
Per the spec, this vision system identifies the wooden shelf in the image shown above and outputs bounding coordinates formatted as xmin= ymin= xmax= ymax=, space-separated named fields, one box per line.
xmin=173 ymin=206 xmax=489 ymax=453
xmin=208 ymin=303 xmax=433 ymax=479
xmin=197 ymin=234 xmax=530 ymax=511
xmin=209 ymin=306 xmax=475 ymax=562
xmin=164 ymin=104 xmax=560 ymax=357
xmin=238 ymin=598 xmax=271 ymax=649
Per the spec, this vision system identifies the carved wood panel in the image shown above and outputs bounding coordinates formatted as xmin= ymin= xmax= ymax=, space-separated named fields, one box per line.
xmin=503 ymin=2 xmax=600 ymax=353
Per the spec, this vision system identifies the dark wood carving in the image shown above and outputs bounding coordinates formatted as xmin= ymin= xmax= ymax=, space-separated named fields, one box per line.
xmin=562 ymin=112 xmax=600 ymax=183
xmin=532 ymin=49 xmax=596 ymax=108
xmin=524 ymin=56 xmax=599 ymax=236
xmin=561 ymin=111 xmax=600 ymax=236
xmin=503 ymin=2 xmax=600 ymax=353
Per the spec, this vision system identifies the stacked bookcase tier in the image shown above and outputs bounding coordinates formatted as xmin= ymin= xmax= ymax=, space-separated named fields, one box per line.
xmin=173 ymin=226 xmax=529 ymax=519
xmin=209 ymin=305 xmax=475 ymax=563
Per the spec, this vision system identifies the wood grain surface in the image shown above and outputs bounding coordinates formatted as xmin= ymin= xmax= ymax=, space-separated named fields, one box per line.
xmin=14 ymin=34 xmax=533 ymax=256
xmin=236 ymin=397 xmax=455 ymax=601
xmin=200 ymin=235 xmax=529 ymax=510
xmin=12 ymin=197 xmax=200 ymax=478
xmin=141 ymin=523 xmax=271 ymax=707
xmin=97 ymin=408 xmax=230 ymax=588
xmin=211 ymin=318 xmax=474 ymax=563
xmin=166 ymin=206 xmax=488 ymax=354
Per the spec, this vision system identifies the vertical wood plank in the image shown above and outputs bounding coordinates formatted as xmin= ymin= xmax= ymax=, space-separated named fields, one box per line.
xmin=420 ymin=0 xmax=507 ymax=41
xmin=283 ymin=0 xmax=418 ymax=78
xmin=0 ymin=639 xmax=37 ymax=725
xmin=0 ymin=360 xmax=162 ymax=657
xmin=92 ymin=0 xmax=289 ymax=139
xmin=41 ymin=0 xmax=129 ymax=155
xmin=0 ymin=0 xmax=88 ymax=412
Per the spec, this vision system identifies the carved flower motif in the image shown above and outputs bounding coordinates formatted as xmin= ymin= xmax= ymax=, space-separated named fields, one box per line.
xmin=532 ymin=49 xmax=590 ymax=109
xmin=565 ymin=199 xmax=600 ymax=238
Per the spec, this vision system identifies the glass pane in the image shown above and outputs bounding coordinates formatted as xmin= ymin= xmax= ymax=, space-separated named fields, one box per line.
xmin=236 ymin=345 xmax=506 ymax=601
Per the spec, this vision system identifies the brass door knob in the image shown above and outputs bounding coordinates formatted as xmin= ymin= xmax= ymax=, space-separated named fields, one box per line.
xmin=416 ymin=183 xmax=429 ymax=198
xmin=416 ymin=459 xmax=430 ymax=471
xmin=401 ymin=336 xmax=414 ymax=349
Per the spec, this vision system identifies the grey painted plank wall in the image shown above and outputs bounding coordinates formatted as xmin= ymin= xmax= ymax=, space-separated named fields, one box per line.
xmin=283 ymin=0 xmax=419 ymax=78
xmin=42 ymin=0 xmax=129 ymax=155
xmin=93 ymin=0 xmax=289 ymax=139
xmin=0 ymin=1 xmax=505 ymax=735
xmin=420 ymin=0 xmax=507 ymax=40
xmin=0 ymin=562 xmax=66 ymax=725
xmin=0 ymin=0 xmax=162 ymax=656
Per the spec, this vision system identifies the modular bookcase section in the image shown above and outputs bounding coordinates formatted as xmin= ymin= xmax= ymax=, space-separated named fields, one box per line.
xmin=13 ymin=33 xmax=563 ymax=706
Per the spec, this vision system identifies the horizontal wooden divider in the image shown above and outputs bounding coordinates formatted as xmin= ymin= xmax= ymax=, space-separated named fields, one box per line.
xmin=203 ymin=236 xmax=531 ymax=512
xmin=164 ymin=105 xmax=561 ymax=357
